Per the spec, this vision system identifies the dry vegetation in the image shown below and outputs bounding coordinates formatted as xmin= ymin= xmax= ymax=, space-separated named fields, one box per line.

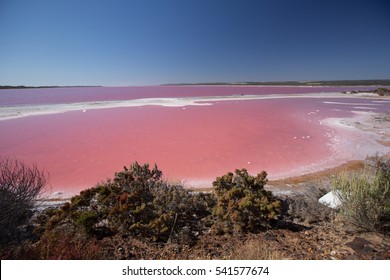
xmin=343 ymin=88 xmax=390 ymax=96
xmin=333 ymin=156 xmax=390 ymax=231
xmin=0 ymin=158 xmax=49 ymax=246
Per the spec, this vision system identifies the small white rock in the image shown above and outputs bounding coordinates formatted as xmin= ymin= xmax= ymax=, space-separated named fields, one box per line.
xmin=319 ymin=191 xmax=342 ymax=209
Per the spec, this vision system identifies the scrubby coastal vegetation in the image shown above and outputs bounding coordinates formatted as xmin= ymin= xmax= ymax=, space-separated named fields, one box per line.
xmin=343 ymin=88 xmax=390 ymax=96
xmin=0 ymin=156 xmax=389 ymax=260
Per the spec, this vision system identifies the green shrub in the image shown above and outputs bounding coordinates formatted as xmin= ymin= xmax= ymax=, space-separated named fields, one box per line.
xmin=332 ymin=157 xmax=390 ymax=231
xmin=73 ymin=210 xmax=99 ymax=235
xmin=50 ymin=162 xmax=213 ymax=243
xmin=212 ymin=169 xmax=281 ymax=233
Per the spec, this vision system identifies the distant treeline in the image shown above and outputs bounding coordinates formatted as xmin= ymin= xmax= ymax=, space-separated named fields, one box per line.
xmin=0 ymin=85 xmax=101 ymax=90
xmin=2 ymin=80 xmax=390 ymax=89
xmin=0 ymin=85 xmax=59 ymax=90
xmin=164 ymin=79 xmax=390 ymax=86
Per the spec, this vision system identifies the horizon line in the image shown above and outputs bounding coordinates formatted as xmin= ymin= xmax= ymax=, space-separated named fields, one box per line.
xmin=1 ymin=78 xmax=390 ymax=89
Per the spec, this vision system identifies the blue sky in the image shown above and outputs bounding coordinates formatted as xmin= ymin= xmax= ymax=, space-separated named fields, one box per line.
xmin=0 ymin=0 xmax=389 ymax=86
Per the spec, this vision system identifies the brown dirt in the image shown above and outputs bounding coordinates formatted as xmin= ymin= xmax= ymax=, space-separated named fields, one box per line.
xmin=269 ymin=160 xmax=365 ymax=187
xmin=92 ymin=218 xmax=389 ymax=260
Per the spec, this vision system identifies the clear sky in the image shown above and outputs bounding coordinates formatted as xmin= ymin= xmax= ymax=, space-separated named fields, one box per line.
xmin=0 ymin=0 xmax=389 ymax=86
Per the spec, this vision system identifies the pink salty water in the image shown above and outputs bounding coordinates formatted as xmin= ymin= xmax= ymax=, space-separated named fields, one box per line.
xmin=0 ymin=86 xmax=388 ymax=195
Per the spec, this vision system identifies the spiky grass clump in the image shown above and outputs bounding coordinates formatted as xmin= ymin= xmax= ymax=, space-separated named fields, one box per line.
xmin=332 ymin=157 xmax=390 ymax=231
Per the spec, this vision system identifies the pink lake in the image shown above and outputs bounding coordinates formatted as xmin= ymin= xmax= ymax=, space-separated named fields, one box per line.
xmin=0 ymin=86 xmax=389 ymax=196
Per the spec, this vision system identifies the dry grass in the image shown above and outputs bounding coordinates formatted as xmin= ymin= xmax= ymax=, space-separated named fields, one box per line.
xmin=230 ymin=238 xmax=285 ymax=260
xmin=187 ymin=187 xmax=214 ymax=193
xmin=34 ymin=229 xmax=103 ymax=260
xmin=284 ymin=185 xmax=335 ymax=224
xmin=332 ymin=169 xmax=390 ymax=232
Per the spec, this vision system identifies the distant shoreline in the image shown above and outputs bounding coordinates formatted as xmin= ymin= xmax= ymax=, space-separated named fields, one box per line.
xmin=0 ymin=85 xmax=101 ymax=90
xmin=162 ymin=79 xmax=390 ymax=86
xmin=1 ymin=79 xmax=390 ymax=89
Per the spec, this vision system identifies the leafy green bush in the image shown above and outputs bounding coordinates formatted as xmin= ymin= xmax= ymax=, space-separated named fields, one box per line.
xmin=73 ymin=210 xmax=99 ymax=234
xmin=212 ymin=169 xmax=281 ymax=233
xmin=332 ymin=156 xmax=390 ymax=231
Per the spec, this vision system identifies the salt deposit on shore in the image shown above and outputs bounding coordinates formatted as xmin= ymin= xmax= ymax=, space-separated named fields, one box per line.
xmin=323 ymin=111 xmax=389 ymax=158
xmin=184 ymin=109 xmax=390 ymax=189
xmin=294 ymin=111 xmax=389 ymax=176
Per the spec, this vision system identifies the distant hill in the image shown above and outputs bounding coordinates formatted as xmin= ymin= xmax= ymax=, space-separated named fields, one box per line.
xmin=2 ymin=79 xmax=390 ymax=89
xmin=0 ymin=85 xmax=101 ymax=90
xmin=163 ymin=79 xmax=390 ymax=86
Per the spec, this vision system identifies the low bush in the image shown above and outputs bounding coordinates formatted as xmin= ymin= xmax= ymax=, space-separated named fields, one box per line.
xmin=212 ymin=169 xmax=281 ymax=233
xmin=35 ymin=228 xmax=103 ymax=260
xmin=73 ymin=210 xmax=99 ymax=235
xmin=284 ymin=185 xmax=335 ymax=224
xmin=46 ymin=162 xmax=213 ymax=243
xmin=0 ymin=157 xmax=48 ymax=247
